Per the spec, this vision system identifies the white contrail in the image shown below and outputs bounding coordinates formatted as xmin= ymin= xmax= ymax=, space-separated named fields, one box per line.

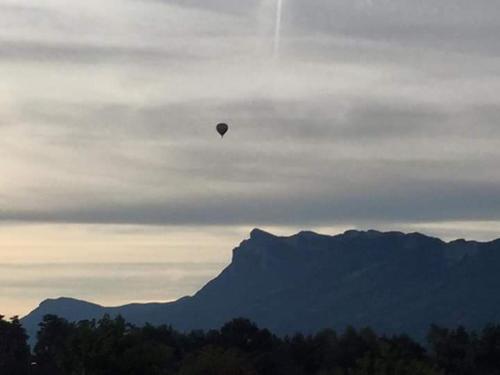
xmin=273 ymin=0 xmax=283 ymax=59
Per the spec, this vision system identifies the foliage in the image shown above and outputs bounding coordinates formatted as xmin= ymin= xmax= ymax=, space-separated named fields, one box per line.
xmin=0 ymin=315 xmax=31 ymax=375
xmin=3 ymin=313 xmax=500 ymax=374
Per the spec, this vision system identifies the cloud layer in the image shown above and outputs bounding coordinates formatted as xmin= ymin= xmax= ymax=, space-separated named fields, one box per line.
xmin=1 ymin=0 xmax=500 ymax=227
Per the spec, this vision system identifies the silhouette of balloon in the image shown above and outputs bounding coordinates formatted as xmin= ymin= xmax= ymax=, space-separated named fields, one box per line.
xmin=216 ymin=123 xmax=229 ymax=138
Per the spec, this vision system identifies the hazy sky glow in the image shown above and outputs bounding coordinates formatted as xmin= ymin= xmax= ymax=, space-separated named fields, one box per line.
xmin=1 ymin=0 xmax=500 ymax=316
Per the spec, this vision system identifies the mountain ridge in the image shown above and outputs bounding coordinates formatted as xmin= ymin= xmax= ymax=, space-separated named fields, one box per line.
xmin=21 ymin=228 xmax=500 ymax=341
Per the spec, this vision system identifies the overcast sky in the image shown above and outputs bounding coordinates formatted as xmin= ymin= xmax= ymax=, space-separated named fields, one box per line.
xmin=1 ymin=0 xmax=500 ymax=316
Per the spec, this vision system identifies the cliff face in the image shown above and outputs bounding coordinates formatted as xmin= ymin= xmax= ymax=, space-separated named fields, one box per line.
xmin=22 ymin=229 xmax=500 ymax=340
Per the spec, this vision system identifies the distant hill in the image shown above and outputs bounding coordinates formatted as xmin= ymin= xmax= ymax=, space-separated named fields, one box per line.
xmin=22 ymin=228 xmax=500 ymax=340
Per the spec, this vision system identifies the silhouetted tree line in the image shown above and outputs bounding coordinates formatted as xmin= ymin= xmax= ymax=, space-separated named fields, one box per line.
xmin=3 ymin=314 xmax=500 ymax=375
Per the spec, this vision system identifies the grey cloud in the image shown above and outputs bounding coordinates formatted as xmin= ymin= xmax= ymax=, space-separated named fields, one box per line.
xmin=140 ymin=0 xmax=259 ymax=14
xmin=0 ymin=40 xmax=193 ymax=64
xmin=287 ymin=1 xmax=500 ymax=33
xmin=3 ymin=157 xmax=500 ymax=226
xmin=277 ymin=1 xmax=500 ymax=58
xmin=143 ymin=0 xmax=500 ymax=56
xmin=1 ymin=0 xmax=500 ymax=229
xmin=20 ymin=97 xmax=499 ymax=144
xmin=0 ymin=3 xmax=53 ymax=19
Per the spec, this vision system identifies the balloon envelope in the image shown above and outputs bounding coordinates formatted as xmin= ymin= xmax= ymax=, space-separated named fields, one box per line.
xmin=216 ymin=123 xmax=229 ymax=137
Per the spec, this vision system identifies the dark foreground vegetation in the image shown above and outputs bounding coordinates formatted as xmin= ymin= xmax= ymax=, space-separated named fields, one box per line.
xmin=2 ymin=314 xmax=500 ymax=375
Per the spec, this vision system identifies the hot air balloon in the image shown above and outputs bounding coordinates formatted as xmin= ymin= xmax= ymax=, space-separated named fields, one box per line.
xmin=216 ymin=123 xmax=229 ymax=138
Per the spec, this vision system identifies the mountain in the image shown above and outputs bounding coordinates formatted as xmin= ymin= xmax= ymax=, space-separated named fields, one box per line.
xmin=21 ymin=228 xmax=500 ymax=340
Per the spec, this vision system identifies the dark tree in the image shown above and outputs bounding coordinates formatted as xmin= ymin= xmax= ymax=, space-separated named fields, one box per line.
xmin=7 ymin=313 xmax=500 ymax=375
xmin=476 ymin=324 xmax=500 ymax=374
xmin=178 ymin=346 xmax=256 ymax=375
xmin=428 ymin=325 xmax=476 ymax=375
xmin=33 ymin=315 xmax=75 ymax=375
xmin=0 ymin=315 xmax=30 ymax=375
